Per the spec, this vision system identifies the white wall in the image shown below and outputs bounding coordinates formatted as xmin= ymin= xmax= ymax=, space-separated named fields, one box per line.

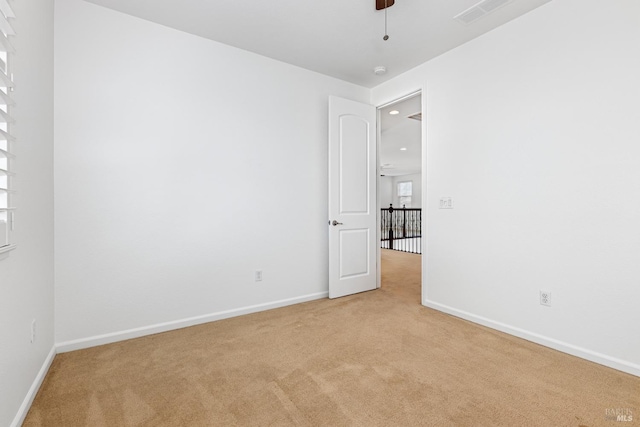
xmin=0 ymin=0 xmax=55 ymax=425
xmin=379 ymin=176 xmax=394 ymax=209
xmin=372 ymin=0 xmax=640 ymax=375
xmin=54 ymin=0 xmax=369 ymax=346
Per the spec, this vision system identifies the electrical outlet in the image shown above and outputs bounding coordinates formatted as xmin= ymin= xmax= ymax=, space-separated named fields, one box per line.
xmin=255 ymin=270 xmax=263 ymax=282
xmin=540 ymin=290 xmax=551 ymax=307
xmin=0 ymin=220 xmax=7 ymax=246
xmin=30 ymin=319 xmax=36 ymax=343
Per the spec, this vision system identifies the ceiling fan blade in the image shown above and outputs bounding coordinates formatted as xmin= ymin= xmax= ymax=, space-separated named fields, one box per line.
xmin=376 ymin=0 xmax=395 ymax=11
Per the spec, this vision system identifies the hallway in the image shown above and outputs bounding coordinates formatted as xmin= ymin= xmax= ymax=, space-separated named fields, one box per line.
xmin=380 ymin=248 xmax=422 ymax=304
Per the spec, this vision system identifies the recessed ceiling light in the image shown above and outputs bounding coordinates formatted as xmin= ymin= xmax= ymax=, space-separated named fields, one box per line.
xmin=389 ymin=110 xmax=399 ymax=115
xmin=400 ymin=147 xmax=407 ymax=151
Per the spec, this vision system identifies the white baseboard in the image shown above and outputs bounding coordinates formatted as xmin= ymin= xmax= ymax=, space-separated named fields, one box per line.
xmin=56 ymin=292 xmax=329 ymax=353
xmin=423 ymin=299 xmax=640 ymax=378
xmin=11 ymin=346 xmax=56 ymax=427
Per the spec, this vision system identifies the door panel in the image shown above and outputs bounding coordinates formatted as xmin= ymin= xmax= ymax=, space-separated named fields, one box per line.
xmin=328 ymin=96 xmax=377 ymax=299
xmin=339 ymin=116 xmax=369 ymax=214
xmin=339 ymin=229 xmax=370 ymax=278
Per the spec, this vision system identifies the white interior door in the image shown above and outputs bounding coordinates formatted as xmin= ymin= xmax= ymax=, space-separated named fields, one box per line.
xmin=328 ymin=96 xmax=377 ymax=299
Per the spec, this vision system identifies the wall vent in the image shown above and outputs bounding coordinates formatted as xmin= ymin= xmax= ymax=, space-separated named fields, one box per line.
xmin=454 ymin=0 xmax=512 ymax=24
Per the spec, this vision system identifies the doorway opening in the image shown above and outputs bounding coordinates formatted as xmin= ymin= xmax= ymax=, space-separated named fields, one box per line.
xmin=377 ymin=92 xmax=423 ymax=302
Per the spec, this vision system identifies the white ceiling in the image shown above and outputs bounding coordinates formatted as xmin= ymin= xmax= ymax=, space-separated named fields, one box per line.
xmin=84 ymin=0 xmax=553 ymax=88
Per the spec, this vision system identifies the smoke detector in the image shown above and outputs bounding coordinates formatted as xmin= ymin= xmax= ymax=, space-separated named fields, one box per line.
xmin=373 ymin=66 xmax=387 ymax=75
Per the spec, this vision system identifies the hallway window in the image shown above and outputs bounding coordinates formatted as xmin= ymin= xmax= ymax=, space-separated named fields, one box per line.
xmin=397 ymin=181 xmax=412 ymax=208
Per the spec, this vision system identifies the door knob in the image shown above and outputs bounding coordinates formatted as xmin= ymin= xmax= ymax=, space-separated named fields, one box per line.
xmin=332 ymin=220 xmax=343 ymax=226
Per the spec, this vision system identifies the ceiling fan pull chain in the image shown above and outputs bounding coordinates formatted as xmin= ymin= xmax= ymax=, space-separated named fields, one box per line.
xmin=383 ymin=0 xmax=389 ymax=40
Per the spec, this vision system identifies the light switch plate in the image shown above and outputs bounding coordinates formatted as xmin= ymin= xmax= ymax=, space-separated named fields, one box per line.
xmin=439 ymin=197 xmax=453 ymax=209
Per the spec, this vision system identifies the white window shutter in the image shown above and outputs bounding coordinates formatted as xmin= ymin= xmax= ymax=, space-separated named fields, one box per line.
xmin=0 ymin=0 xmax=14 ymax=252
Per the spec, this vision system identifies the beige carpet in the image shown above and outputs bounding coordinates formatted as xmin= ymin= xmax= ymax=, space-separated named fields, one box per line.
xmin=25 ymin=250 xmax=639 ymax=426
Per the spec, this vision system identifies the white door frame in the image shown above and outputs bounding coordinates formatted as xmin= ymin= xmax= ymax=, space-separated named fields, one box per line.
xmin=375 ymin=88 xmax=426 ymax=304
